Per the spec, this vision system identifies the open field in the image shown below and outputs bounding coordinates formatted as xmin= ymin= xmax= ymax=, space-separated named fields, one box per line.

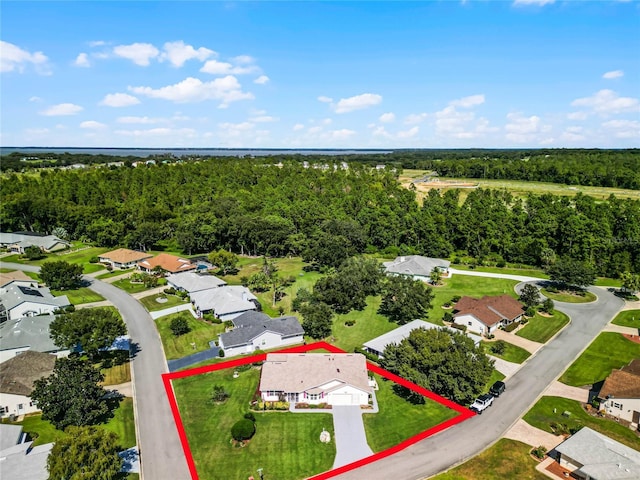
xmin=432 ymin=438 xmax=547 ymax=480
xmin=517 ymin=311 xmax=570 ymax=344
xmin=156 ymin=312 xmax=224 ymax=360
xmin=612 ymin=309 xmax=640 ymax=328
xmin=523 ymin=396 xmax=640 ymax=451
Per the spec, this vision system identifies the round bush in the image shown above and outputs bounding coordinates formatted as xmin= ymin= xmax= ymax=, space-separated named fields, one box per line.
xmin=231 ymin=419 xmax=256 ymax=441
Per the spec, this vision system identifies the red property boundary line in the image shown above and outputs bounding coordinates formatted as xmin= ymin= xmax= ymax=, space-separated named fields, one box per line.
xmin=162 ymin=341 xmax=475 ymax=480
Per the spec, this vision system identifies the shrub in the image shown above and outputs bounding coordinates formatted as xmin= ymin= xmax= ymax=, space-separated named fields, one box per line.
xmin=504 ymin=322 xmax=520 ymax=333
xmin=89 ymin=256 xmax=99 ymax=264
xmin=541 ymin=298 xmax=555 ymax=314
xmin=486 ymin=333 xmax=495 ymax=340
xmin=231 ymin=419 xmax=256 ymax=441
xmin=244 ymin=412 xmax=256 ymax=422
xmin=164 ymin=287 xmax=177 ymax=295
xmin=519 ymin=318 xmax=529 ymax=325
xmin=496 ymin=260 xmax=506 ymax=268
xmin=443 ymin=302 xmax=451 ymax=308
xmin=451 ymin=295 xmax=461 ymax=303
xmin=344 ymin=320 xmax=355 ymax=327
xmin=450 ymin=322 xmax=467 ymax=332
xmin=452 ymin=257 xmax=461 ymax=265
xmin=218 ymin=349 xmax=225 ymax=358
xmin=531 ymin=445 xmax=547 ymax=459
xmin=442 ymin=312 xmax=453 ymax=322
xmin=211 ymin=385 xmax=230 ymax=403
xmin=525 ymin=306 xmax=536 ymax=317
xmin=169 ymin=317 xmax=191 ymax=336
xmin=491 ymin=340 xmax=506 ymax=355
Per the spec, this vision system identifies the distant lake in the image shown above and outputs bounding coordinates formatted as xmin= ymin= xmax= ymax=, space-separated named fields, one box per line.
xmin=0 ymin=147 xmax=392 ymax=158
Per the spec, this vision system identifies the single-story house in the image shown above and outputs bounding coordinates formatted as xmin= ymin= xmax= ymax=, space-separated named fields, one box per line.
xmin=553 ymin=426 xmax=640 ymax=479
xmin=0 ymin=271 xmax=37 ymax=291
xmin=218 ymin=312 xmax=304 ymax=357
xmin=598 ymin=358 xmax=640 ymax=427
xmin=0 ymin=314 xmax=70 ymax=364
xmin=259 ymin=353 xmax=374 ymax=406
xmin=0 ymin=284 xmax=70 ymax=322
xmin=190 ymin=286 xmax=259 ymax=321
xmin=363 ymin=319 xmax=481 ymax=358
xmin=0 ymin=424 xmax=52 ymax=480
xmin=0 ymin=232 xmax=70 ymax=254
xmin=138 ymin=253 xmax=196 ymax=274
xmin=166 ymin=272 xmax=226 ymax=294
xmin=98 ymin=248 xmax=152 ymax=269
xmin=0 ymin=350 xmax=56 ymax=418
xmin=383 ymin=255 xmax=451 ymax=281
xmin=452 ymin=295 xmax=524 ymax=336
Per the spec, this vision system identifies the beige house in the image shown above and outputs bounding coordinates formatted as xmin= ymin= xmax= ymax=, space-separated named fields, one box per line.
xmin=259 ymin=353 xmax=374 ymax=406
xmin=598 ymin=358 xmax=640 ymax=428
xmin=452 ymin=295 xmax=524 ymax=336
xmin=0 ymin=351 xmax=56 ymax=418
xmin=98 ymin=248 xmax=152 ymax=269
xmin=138 ymin=253 xmax=196 ymax=274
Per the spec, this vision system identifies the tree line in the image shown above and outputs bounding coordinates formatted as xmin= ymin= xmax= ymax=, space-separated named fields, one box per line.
xmin=2 ymin=158 xmax=639 ymax=276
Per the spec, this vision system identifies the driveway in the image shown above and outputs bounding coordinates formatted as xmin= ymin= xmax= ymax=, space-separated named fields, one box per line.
xmin=332 ymin=406 xmax=374 ymax=469
xmin=492 ymin=329 xmax=543 ymax=354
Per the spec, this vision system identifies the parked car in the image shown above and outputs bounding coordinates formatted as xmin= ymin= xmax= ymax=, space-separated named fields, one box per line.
xmin=470 ymin=393 xmax=494 ymax=414
xmin=490 ymin=381 xmax=506 ymax=397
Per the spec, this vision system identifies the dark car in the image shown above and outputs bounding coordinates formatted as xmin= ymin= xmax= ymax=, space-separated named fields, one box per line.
xmin=490 ymin=381 xmax=506 ymax=397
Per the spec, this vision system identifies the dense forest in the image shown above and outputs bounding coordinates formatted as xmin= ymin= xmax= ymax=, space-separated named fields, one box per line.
xmin=2 ymin=158 xmax=639 ymax=276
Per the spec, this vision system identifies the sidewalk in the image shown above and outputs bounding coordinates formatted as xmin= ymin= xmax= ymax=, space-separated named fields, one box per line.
xmin=603 ymin=323 xmax=639 ymax=335
xmin=492 ymin=329 xmax=543 ymax=354
xmin=543 ymin=381 xmax=589 ymax=403
xmin=150 ymin=303 xmax=196 ymax=320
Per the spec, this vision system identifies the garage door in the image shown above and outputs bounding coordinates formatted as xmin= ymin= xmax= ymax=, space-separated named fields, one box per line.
xmin=330 ymin=394 xmax=353 ymax=406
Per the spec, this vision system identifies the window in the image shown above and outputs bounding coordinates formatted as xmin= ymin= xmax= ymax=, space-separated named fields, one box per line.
xmin=613 ymin=402 xmax=622 ymax=409
xmin=308 ymin=393 xmax=319 ymax=401
xmin=468 ymin=321 xmax=472 ymax=326
xmin=0 ymin=406 xmax=6 ymax=414
xmin=17 ymin=404 xmax=24 ymax=410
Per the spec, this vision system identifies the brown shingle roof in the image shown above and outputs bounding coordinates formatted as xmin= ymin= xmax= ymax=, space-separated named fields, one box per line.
xmin=138 ymin=253 xmax=196 ymax=273
xmin=453 ymin=295 xmax=524 ymax=327
xmin=599 ymin=359 xmax=640 ymax=399
xmin=0 ymin=351 xmax=56 ymax=396
xmin=99 ymin=248 xmax=151 ymax=264
xmin=0 ymin=270 xmax=33 ymax=288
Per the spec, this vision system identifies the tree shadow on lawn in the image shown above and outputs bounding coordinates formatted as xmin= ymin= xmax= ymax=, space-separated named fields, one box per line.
xmin=392 ymin=383 xmax=426 ymax=405
xmin=97 ymin=393 xmax=125 ymax=425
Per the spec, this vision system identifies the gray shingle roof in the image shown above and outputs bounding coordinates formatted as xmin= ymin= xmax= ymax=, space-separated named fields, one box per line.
xmin=0 ymin=314 xmax=61 ymax=353
xmin=166 ymin=272 xmax=226 ymax=293
xmin=0 ymin=350 xmax=56 ymax=396
xmin=383 ymin=255 xmax=450 ymax=277
xmin=191 ymin=286 xmax=257 ymax=316
xmin=0 ymin=232 xmax=69 ymax=251
xmin=0 ymin=440 xmax=53 ymax=480
xmin=219 ymin=316 xmax=304 ymax=348
xmin=0 ymin=284 xmax=70 ymax=312
xmin=231 ymin=311 xmax=271 ymax=328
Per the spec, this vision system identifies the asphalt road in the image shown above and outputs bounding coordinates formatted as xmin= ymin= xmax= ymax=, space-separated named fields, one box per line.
xmin=333 ymin=283 xmax=624 ymax=480
xmin=2 ymin=262 xmax=190 ymax=480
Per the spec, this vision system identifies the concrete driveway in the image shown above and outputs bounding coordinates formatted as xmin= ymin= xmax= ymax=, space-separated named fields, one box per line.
xmin=332 ymin=406 xmax=374 ymax=469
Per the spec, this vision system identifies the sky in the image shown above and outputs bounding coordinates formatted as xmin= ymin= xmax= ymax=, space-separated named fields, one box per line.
xmin=1 ymin=1 xmax=639 ymax=149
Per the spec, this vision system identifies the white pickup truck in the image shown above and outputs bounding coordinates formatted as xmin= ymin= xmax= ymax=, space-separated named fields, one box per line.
xmin=470 ymin=393 xmax=494 ymax=414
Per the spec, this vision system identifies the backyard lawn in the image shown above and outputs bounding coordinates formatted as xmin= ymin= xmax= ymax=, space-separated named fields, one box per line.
xmin=516 ymin=311 xmax=570 ymax=344
xmin=3 ymin=246 xmax=110 ymax=274
xmin=52 ymin=286 xmax=105 ymax=304
xmin=541 ymin=288 xmax=597 ymax=304
xmin=612 ymin=309 xmax=640 ymax=329
xmin=155 ymin=312 xmax=224 ymax=360
xmin=332 ymin=296 xmax=397 ymax=352
xmin=363 ymin=374 xmax=458 ymax=452
xmin=173 ymin=366 xmax=335 ymax=480
xmin=523 ymin=396 xmax=640 ymax=451
xmin=559 ymin=332 xmax=640 ymax=387
xmin=431 ymin=438 xmax=547 ymax=480
xmin=138 ymin=292 xmax=188 ymax=312
xmin=481 ymin=341 xmax=531 ymax=364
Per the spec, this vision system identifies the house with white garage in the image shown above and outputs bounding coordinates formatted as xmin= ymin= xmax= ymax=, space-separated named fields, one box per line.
xmin=218 ymin=312 xmax=304 ymax=357
xmin=0 ymin=314 xmax=70 ymax=364
xmin=0 ymin=284 xmax=70 ymax=322
xmin=138 ymin=253 xmax=196 ymax=274
xmin=190 ymin=286 xmax=259 ymax=321
xmin=452 ymin=295 xmax=524 ymax=336
xmin=383 ymin=255 xmax=451 ymax=281
xmin=0 ymin=351 xmax=56 ymax=418
xmin=0 ymin=232 xmax=70 ymax=254
xmin=98 ymin=248 xmax=152 ymax=270
xmin=0 ymin=424 xmax=52 ymax=480
xmin=363 ymin=319 xmax=481 ymax=358
xmin=553 ymin=427 xmax=640 ymax=479
xmin=166 ymin=272 xmax=226 ymax=294
xmin=597 ymin=358 xmax=640 ymax=428
xmin=259 ymin=353 xmax=374 ymax=406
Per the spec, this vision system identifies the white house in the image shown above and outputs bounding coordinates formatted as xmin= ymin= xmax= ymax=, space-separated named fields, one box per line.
xmin=0 ymin=314 xmax=70 ymax=364
xmin=98 ymin=248 xmax=152 ymax=270
xmin=0 ymin=425 xmax=52 ymax=480
xmin=0 ymin=284 xmax=70 ymax=322
xmin=0 ymin=351 xmax=56 ymax=418
xmin=259 ymin=353 xmax=374 ymax=406
xmin=554 ymin=427 xmax=640 ymax=479
xmin=166 ymin=271 xmax=226 ymax=294
xmin=598 ymin=358 xmax=640 ymax=428
xmin=452 ymin=295 xmax=524 ymax=336
xmin=190 ymin=286 xmax=258 ymax=321
xmin=218 ymin=312 xmax=304 ymax=357
xmin=383 ymin=255 xmax=451 ymax=281
xmin=0 ymin=232 xmax=70 ymax=254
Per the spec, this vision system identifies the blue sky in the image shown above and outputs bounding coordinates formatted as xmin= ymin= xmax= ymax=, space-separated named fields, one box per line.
xmin=1 ymin=1 xmax=638 ymax=148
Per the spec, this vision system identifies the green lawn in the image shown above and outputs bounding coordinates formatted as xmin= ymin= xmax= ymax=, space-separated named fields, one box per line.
xmin=173 ymin=367 xmax=335 ymax=480
xmin=485 ymin=370 xmax=506 ymax=393
xmin=541 ymin=288 xmax=597 ymax=303
xmin=432 ymin=438 xmax=547 ymax=480
xmin=332 ymin=296 xmax=397 ymax=352
xmin=112 ymin=278 xmax=156 ymax=294
xmin=101 ymin=361 xmax=132 ymax=385
xmin=52 ymin=286 xmax=105 ymax=304
xmin=594 ymin=277 xmax=623 ymax=287
xmin=481 ymin=341 xmax=531 ymax=364
xmin=612 ymin=309 xmax=640 ymax=329
xmin=523 ymin=396 xmax=640 ymax=451
xmin=559 ymin=332 xmax=640 ymax=387
xmin=156 ymin=312 xmax=224 ymax=360
xmin=363 ymin=374 xmax=457 ymax=452
xmin=453 ymin=264 xmax=549 ymax=279
xmin=95 ymin=269 xmax=128 ymax=280
xmin=516 ymin=311 xmax=570 ymax=343
xmin=138 ymin=293 xmax=188 ymax=312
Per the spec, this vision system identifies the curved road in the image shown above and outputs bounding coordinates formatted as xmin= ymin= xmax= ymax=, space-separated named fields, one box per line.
xmin=334 ymin=281 xmax=624 ymax=480
xmin=2 ymin=262 xmax=190 ymax=480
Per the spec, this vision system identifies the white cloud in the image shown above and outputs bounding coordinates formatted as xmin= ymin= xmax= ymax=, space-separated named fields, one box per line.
xmin=379 ymin=112 xmax=395 ymax=123
xmin=29 ymin=96 xmax=43 ymax=102
xmin=250 ymin=115 xmax=278 ymax=123
xmin=322 ymin=118 xmax=333 ymax=125
xmin=317 ymin=96 xmax=333 ymax=103
xmin=116 ymin=116 xmax=166 ymax=124
xmin=74 ymin=53 xmax=90 ymax=67
xmin=88 ymin=40 xmax=107 ymax=47
xmin=160 ymin=41 xmax=215 ymax=67
xmin=80 ymin=120 xmax=107 ymax=129
xmin=513 ymin=0 xmax=555 ymax=5
xmin=567 ymin=111 xmax=589 ymax=121
xmin=602 ymin=119 xmax=640 ymax=138
xmin=99 ymin=93 xmax=141 ymax=107
xmin=333 ymin=93 xmax=382 ymax=114
xmin=113 ymin=42 xmax=159 ymax=66
xmin=40 ymin=103 xmax=83 ymax=116
xmin=129 ymin=76 xmax=254 ymax=106
xmin=397 ymin=126 xmax=419 ymax=139
xmin=254 ymin=75 xmax=270 ymax=84
xmin=200 ymin=59 xmax=258 ymax=75
xmin=308 ymin=126 xmax=323 ymax=134
xmin=0 ymin=41 xmax=50 ymax=74
xmin=331 ymin=129 xmax=356 ymax=140
xmin=602 ymin=70 xmax=624 ymax=80
xmin=571 ymin=89 xmax=639 ymax=115
xmin=293 ymin=123 xmax=304 ymax=131
xmin=372 ymin=126 xmax=391 ymax=138
xmin=505 ymin=112 xmax=551 ymax=142
xmin=450 ymin=94 xmax=485 ymax=108
xmin=404 ymin=113 xmax=428 ymax=125
xmin=233 ymin=55 xmax=254 ymax=64
xmin=115 ymin=127 xmax=196 ymax=137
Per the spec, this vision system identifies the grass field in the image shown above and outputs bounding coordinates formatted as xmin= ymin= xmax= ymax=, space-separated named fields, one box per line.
xmin=52 ymin=286 xmax=105 ymax=304
xmin=453 ymin=264 xmax=548 ymax=279
xmin=559 ymin=332 xmax=640 ymax=387
xmin=95 ymin=269 xmax=129 ymax=280
xmin=612 ymin=309 xmax=640 ymax=329
xmin=156 ymin=312 xmax=224 ymax=360
xmin=363 ymin=374 xmax=457 ymax=452
xmin=432 ymin=438 xmax=547 ymax=480
xmin=138 ymin=292 xmax=188 ymax=312
xmin=112 ymin=277 xmax=158 ymax=294
xmin=523 ymin=396 xmax=640 ymax=451
xmin=516 ymin=311 xmax=570 ymax=344
xmin=173 ymin=366 xmax=336 ymax=480
xmin=332 ymin=296 xmax=396 ymax=352
xmin=3 ymin=246 xmax=110 ymax=274
xmin=101 ymin=361 xmax=132 ymax=385
xmin=540 ymin=288 xmax=597 ymax=303
xmin=481 ymin=341 xmax=531 ymax=364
